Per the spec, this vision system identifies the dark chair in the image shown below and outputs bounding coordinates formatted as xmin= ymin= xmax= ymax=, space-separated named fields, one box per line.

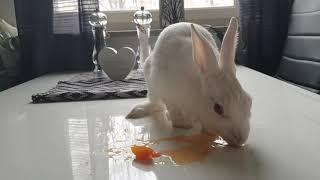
xmin=276 ymin=0 xmax=320 ymax=93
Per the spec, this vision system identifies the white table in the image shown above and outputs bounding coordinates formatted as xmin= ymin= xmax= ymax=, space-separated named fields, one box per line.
xmin=1 ymin=66 xmax=320 ymax=180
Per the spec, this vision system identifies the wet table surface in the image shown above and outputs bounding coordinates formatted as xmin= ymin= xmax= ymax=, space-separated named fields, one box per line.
xmin=1 ymin=66 xmax=320 ymax=180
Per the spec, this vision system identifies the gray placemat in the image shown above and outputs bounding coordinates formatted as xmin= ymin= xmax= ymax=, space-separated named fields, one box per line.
xmin=32 ymin=71 xmax=147 ymax=103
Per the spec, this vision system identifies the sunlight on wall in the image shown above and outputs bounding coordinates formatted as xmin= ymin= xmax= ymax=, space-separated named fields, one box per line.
xmin=67 ymin=118 xmax=91 ymax=180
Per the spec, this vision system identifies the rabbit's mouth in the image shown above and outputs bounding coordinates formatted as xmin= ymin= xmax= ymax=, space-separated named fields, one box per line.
xmin=220 ymin=131 xmax=246 ymax=147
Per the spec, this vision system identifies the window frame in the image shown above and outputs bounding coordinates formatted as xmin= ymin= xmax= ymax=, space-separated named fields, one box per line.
xmin=103 ymin=0 xmax=238 ymax=31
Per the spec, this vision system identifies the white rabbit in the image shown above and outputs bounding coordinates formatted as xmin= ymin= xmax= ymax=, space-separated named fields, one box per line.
xmin=126 ymin=18 xmax=252 ymax=146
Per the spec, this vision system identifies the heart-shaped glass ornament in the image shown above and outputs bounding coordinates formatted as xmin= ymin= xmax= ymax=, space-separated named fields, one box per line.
xmin=98 ymin=47 xmax=136 ymax=81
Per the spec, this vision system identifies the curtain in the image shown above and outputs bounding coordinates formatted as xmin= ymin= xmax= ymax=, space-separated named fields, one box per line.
xmin=237 ymin=0 xmax=293 ymax=76
xmin=14 ymin=0 xmax=98 ymax=82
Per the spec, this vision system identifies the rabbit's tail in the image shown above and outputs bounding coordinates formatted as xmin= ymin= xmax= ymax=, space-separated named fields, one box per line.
xmin=126 ymin=101 xmax=164 ymax=119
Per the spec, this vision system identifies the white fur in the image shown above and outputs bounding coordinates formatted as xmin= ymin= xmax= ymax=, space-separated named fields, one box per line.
xmin=126 ymin=18 xmax=252 ymax=146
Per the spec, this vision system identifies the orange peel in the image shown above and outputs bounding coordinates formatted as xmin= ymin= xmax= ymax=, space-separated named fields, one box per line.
xmin=131 ymin=145 xmax=161 ymax=161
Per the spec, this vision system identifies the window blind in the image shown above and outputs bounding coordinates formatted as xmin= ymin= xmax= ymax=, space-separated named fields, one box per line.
xmin=52 ymin=0 xmax=98 ymax=34
xmin=53 ymin=0 xmax=80 ymax=34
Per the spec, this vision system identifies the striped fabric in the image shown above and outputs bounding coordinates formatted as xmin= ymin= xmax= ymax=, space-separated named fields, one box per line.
xmin=32 ymin=71 xmax=147 ymax=103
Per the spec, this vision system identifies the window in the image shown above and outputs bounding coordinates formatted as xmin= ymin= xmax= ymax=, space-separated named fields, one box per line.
xmin=99 ymin=0 xmax=234 ymax=11
xmin=101 ymin=0 xmax=238 ymax=31
xmin=53 ymin=0 xmax=238 ymax=32
xmin=99 ymin=0 xmax=158 ymax=11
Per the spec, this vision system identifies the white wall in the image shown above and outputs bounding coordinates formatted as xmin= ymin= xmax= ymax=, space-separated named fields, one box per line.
xmin=0 ymin=0 xmax=17 ymax=26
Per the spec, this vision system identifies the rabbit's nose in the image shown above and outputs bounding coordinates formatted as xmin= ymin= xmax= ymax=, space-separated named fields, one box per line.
xmin=232 ymin=133 xmax=245 ymax=146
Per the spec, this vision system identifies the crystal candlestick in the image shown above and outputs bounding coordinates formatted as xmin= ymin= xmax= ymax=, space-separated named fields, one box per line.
xmin=134 ymin=6 xmax=152 ymax=68
xmin=89 ymin=10 xmax=108 ymax=72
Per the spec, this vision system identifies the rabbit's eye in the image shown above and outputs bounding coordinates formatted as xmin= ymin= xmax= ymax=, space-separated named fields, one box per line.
xmin=214 ymin=103 xmax=224 ymax=116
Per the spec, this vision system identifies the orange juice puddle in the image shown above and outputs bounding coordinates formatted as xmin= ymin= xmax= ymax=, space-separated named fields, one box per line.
xmin=153 ymin=133 xmax=222 ymax=165
xmin=106 ymin=132 xmax=227 ymax=166
xmin=129 ymin=133 xmax=227 ymax=165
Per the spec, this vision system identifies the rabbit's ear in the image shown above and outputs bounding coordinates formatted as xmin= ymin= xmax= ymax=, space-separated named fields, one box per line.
xmin=191 ymin=24 xmax=219 ymax=76
xmin=219 ymin=17 xmax=238 ymax=74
